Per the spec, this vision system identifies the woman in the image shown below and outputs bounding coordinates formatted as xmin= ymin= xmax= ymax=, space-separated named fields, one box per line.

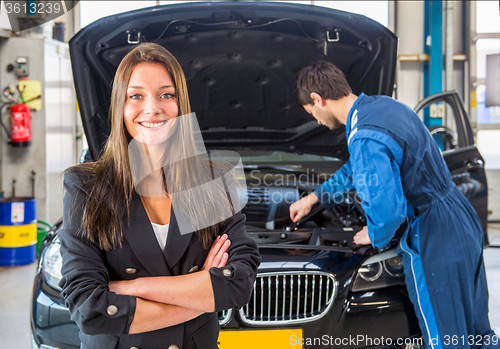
xmin=59 ymin=42 xmax=261 ymax=349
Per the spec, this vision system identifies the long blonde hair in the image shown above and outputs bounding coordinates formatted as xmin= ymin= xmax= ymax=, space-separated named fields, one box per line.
xmin=68 ymin=43 xmax=232 ymax=250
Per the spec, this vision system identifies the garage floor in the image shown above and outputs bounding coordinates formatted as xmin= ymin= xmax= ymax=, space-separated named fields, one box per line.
xmin=0 ymin=226 xmax=498 ymax=349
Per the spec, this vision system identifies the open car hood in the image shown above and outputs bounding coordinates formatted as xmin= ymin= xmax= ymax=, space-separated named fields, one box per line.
xmin=69 ymin=1 xmax=398 ymax=160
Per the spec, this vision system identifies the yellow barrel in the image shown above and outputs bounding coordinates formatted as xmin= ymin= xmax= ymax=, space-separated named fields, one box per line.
xmin=0 ymin=223 xmax=37 ymax=247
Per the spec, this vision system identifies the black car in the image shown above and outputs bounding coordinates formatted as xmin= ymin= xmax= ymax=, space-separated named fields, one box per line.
xmin=31 ymin=2 xmax=488 ymax=349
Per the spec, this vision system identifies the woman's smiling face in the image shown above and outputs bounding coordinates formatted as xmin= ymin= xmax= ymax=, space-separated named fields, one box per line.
xmin=124 ymin=62 xmax=179 ymax=144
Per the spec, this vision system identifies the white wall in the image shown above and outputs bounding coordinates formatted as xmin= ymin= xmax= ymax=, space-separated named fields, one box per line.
xmin=394 ymin=1 xmax=466 ymax=109
xmin=80 ymin=0 xmax=388 ymax=29
xmin=394 ymin=1 xmax=426 ymax=108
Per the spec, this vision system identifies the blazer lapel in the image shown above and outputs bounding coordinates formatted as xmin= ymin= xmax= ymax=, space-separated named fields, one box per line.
xmin=123 ymin=193 xmax=171 ymax=276
xmin=163 ymin=208 xmax=194 ymax=269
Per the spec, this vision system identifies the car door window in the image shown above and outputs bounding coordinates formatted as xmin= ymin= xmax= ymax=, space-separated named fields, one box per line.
xmin=414 ymin=92 xmax=473 ymax=151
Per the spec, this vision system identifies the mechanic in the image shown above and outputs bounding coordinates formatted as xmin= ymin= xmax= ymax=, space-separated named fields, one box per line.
xmin=290 ymin=61 xmax=497 ymax=349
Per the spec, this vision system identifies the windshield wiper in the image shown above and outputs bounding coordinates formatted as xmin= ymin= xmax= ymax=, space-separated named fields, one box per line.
xmin=243 ymin=164 xmax=306 ymax=173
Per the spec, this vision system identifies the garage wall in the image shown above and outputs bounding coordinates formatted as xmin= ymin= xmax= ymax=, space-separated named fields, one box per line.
xmin=0 ymin=38 xmax=77 ymax=224
xmin=394 ymin=1 xmax=466 ymax=109
xmin=393 ymin=1 xmax=425 ymax=108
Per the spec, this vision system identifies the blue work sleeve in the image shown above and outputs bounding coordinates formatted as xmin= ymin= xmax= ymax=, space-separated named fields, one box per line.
xmin=313 ymin=159 xmax=355 ymax=210
xmin=349 ymin=137 xmax=407 ymax=251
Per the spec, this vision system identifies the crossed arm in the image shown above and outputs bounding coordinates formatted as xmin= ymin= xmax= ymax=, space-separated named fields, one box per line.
xmin=109 ymin=234 xmax=231 ymax=333
xmin=60 ymin=172 xmax=260 ymax=336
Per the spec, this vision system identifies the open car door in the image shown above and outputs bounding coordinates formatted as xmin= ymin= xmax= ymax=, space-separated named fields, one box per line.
xmin=414 ymin=91 xmax=489 ymax=244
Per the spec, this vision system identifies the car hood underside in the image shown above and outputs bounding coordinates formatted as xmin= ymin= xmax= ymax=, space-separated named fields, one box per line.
xmin=69 ymin=1 xmax=398 ymax=160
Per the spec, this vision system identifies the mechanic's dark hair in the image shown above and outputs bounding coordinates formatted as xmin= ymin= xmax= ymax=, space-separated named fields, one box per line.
xmin=296 ymin=61 xmax=352 ymax=106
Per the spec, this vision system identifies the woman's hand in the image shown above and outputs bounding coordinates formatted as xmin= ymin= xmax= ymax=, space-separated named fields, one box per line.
xmin=353 ymin=226 xmax=372 ymax=245
xmin=202 ymin=234 xmax=231 ymax=271
xmin=109 ymin=279 xmax=138 ymax=296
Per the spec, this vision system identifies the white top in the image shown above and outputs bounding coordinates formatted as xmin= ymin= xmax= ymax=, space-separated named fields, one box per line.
xmin=151 ymin=222 xmax=170 ymax=250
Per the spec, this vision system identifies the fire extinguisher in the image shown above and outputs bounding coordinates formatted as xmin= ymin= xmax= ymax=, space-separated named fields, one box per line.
xmin=10 ymin=102 xmax=31 ymax=147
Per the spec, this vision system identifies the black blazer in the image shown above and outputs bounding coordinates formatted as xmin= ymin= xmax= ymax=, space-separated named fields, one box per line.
xmin=59 ymin=170 xmax=261 ymax=349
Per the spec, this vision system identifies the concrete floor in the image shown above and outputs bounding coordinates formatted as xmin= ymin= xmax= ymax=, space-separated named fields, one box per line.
xmin=487 ymin=224 xmax=500 ymax=333
xmin=0 ymin=228 xmax=498 ymax=349
xmin=0 ymin=260 xmax=37 ymax=348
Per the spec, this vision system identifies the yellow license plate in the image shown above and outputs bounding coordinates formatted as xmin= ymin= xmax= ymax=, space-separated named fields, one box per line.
xmin=218 ymin=328 xmax=303 ymax=349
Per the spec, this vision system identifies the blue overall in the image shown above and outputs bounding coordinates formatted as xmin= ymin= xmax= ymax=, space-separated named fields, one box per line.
xmin=314 ymin=93 xmax=497 ymax=349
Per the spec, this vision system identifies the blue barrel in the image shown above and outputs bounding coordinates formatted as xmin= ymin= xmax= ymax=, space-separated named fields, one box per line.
xmin=0 ymin=197 xmax=36 ymax=225
xmin=0 ymin=245 xmax=37 ymax=266
xmin=0 ymin=197 xmax=37 ymax=266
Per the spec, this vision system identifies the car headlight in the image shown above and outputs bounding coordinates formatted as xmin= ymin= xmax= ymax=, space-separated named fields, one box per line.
xmin=358 ymin=262 xmax=383 ymax=282
xmin=351 ymin=250 xmax=405 ymax=292
xmin=41 ymin=238 xmax=63 ymax=291
xmin=383 ymin=255 xmax=404 ymax=277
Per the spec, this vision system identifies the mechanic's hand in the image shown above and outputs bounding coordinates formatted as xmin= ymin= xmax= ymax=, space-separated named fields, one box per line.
xmin=353 ymin=226 xmax=372 ymax=245
xmin=290 ymin=193 xmax=319 ymax=222
xmin=202 ymin=234 xmax=231 ymax=271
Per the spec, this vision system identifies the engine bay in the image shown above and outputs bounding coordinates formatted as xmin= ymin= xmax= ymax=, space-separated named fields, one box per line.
xmin=241 ymin=183 xmax=367 ymax=248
